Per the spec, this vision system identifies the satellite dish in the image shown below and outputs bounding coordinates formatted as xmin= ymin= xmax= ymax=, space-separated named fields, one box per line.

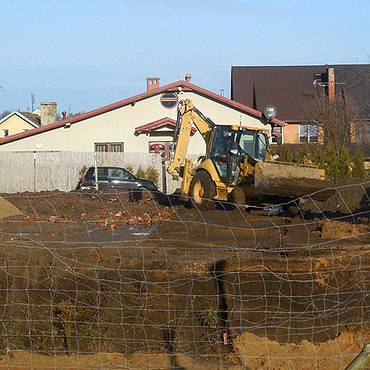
xmin=263 ymin=105 xmax=277 ymax=122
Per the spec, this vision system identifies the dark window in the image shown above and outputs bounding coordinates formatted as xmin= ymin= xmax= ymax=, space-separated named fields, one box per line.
xmin=85 ymin=167 xmax=106 ymax=180
xmin=94 ymin=142 xmax=124 ymax=152
xmin=2 ymin=129 xmax=9 ymax=138
xmin=160 ymin=92 xmax=178 ymax=109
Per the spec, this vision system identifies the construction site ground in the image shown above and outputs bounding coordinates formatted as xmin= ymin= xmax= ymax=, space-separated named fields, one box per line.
xmin=0 ymin=179 xmax=370 ymax=369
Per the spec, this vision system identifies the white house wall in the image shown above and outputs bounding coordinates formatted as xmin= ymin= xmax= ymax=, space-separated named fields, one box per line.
xmin=0 ymin=90 xmax=270 ymax=156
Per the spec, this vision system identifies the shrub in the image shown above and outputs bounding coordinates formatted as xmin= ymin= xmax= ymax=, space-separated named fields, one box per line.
xmin=313 ymin=142 xmax=352 ymax=183
xmin=296 ymin=143 xmax=311 ymax=164
xmin=279 ymin=145 xmax=293 ymax=162
xmin=145 ymin=165 xmax=160 ymax=186
xmin=351 ymin=150 xmax=367 ymax=178
xmin=125 ymin=164 xmax=134 ymax=174
xmin=135 ymin=166 xmax=146 ymax=179
xmin=132 ymin=165 xmax=160 ymax=186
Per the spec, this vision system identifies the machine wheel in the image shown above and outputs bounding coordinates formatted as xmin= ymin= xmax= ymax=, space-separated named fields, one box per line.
xmin=229 ymin=187 xmax=246 ymax=209
xmin=189 ymin=171 xmax=216 ymax=210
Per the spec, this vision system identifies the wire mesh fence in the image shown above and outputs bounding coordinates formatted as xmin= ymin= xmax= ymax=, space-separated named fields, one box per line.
xmin=0 ymin=180 xmax=370 ymax=369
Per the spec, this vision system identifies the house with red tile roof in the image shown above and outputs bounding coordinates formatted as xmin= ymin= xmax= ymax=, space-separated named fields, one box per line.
xmin=231 ymin=64 xmax=370 ymax=145
xmin=0 ymin=76 xmax=285 ymax=159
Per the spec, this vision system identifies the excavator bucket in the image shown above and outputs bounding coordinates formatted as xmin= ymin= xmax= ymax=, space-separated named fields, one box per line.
xmin=254 ymin=161 xmax=335 ymax=201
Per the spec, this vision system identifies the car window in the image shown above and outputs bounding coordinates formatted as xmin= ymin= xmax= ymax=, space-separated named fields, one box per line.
xmin=107 ymin=168 xmax=131 ymax=180
xmin=85 ymin=168 xmax=106 ymax=180
xmin=97 ymin=168 xmax=105 ymax=178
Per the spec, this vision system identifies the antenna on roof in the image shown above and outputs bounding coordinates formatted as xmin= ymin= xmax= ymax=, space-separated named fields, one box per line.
xmin=31 ymin=93 xmax=35 ymax=111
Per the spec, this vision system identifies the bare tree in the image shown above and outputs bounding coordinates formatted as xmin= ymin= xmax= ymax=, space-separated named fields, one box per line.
xmin=306 ymin=95 xmax=358 ymax=150
xmin=0 ymin=110 xmax=12 ymax=120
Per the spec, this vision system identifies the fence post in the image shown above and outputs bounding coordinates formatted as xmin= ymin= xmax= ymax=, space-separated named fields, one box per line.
xmin=33 ymin=151 xmax=36 ymax=192
xmin=94 ymin=152 xmax=98 ymax=191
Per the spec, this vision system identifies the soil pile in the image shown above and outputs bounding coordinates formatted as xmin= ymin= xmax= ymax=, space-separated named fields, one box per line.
xmin=0 ymin=196 xmax=23 ymax=219
xmin=234 ymin=330 xmax=369 ymax=369
xmin=301 ymin=178 xmax=370 ymax=214
xmin=319 ymin=220 xmax=370 ymax=239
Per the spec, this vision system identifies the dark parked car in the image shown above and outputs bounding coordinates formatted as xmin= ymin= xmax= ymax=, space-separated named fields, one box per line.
xmin=77 ymin=166 xmax=158 ymax=193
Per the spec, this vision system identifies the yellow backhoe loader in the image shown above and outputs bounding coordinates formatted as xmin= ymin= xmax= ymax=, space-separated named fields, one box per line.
xmin=167 ymin=99 xmax=333 ymax=209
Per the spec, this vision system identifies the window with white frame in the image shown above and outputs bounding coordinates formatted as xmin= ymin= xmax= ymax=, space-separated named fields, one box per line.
xmin=299 ymin=124 xmax=318 ymax=143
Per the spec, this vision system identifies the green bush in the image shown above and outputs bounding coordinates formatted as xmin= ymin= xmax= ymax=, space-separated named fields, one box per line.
xmin=296 ymin=143 xmax=311 ymax=164
xmin=279 ymin=145 xmax=293 ymax=162
xmin=135 ymin=166 xmax=146 ymax=179
xmin=125 ymin=165 xmax=134 ymax=174
xmin=312 ymin=142 xmax=352 ymax=183
xmin=133 ymin=165 xmax=160 ymax=186
xmin=145 ymin=165 xmax=160 ymax=186
xmin=351 ymin=150 xmax=368 ymax=178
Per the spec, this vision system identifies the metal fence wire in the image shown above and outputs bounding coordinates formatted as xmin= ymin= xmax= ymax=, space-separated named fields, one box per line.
xmin=0 ymin=167 xmax=370 ymax=369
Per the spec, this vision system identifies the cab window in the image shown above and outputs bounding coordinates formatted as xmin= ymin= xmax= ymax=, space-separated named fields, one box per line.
xmin=240 ymin=132 xmax=254 ymax=157
xmin=255 ymin=133 xmax=267 ymax=160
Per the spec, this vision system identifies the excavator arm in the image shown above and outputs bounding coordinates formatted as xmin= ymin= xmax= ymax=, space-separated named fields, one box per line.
xmin=167 ymin=99 xmax=215 ymax=177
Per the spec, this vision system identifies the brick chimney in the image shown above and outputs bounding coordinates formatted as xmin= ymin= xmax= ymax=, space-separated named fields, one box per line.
xmin=146 ymin=78 xmax=160 ymax=92
xmin=40 ymin=102 xmax=57 ymax=126
xmin=327 ymin=67 xmax=335 ymax=101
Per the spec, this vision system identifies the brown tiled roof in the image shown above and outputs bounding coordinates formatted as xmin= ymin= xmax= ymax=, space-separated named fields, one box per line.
xmin=19 ymin=112 xmax=41 ymax=126
xmin=231 ymin=65 xmax=327 ymax=122
xmin=231 ymin=64 xmax=370 ymax=122
xmin=333 ymin=64 xmax=370 ymax=118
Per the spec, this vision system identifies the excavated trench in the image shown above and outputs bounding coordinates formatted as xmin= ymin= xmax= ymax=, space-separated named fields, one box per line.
xmin=0 ymin=183 xmax=370 ymax=368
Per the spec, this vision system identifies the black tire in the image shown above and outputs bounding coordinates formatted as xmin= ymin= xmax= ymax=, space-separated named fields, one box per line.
xmin=229 ymin=187 xmax=246 ymax=209
xmin=189 ymin=171 xmax=217 ymax=210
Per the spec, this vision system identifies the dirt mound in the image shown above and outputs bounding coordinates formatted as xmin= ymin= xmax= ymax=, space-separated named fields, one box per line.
xmin=301 ymin=178 xmax=370 ymax=214
xmin=319 ymin=220 xmax=370 ymax=239
xmin=234 ymin=330 xmax=368 ymax=369
xmin=0 ymin=196 xmax=23 ymax=219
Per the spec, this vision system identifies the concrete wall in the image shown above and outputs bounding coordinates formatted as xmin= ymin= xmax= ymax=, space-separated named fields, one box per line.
xmin=0 ymin=115 xmax=35 ymax=137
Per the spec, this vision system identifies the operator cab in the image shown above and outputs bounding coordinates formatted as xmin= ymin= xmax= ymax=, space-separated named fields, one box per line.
xmin=208 ymin=126 xmax=268 ymax=184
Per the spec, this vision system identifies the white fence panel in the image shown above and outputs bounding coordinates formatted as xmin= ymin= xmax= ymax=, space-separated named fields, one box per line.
xmin=0 ymin=151 xmax=164 ymax=194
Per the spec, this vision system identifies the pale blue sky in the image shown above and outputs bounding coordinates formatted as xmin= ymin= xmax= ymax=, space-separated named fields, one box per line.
xmin=1 ymin=0 xmax=369 ymax=114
